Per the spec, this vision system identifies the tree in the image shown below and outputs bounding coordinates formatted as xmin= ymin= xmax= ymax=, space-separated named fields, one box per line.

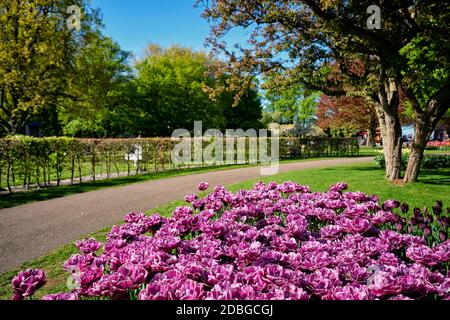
xmin=221 ymin=89 xmax=264 ymax=131
xmin=58 ymin=34 xmax=132 ymax=137
xmin=265 ymin=84 xmax=319 ymax=127
xmin=197 ymin=0 xmax=450 ymax=182
xmin=317 ymin=95 xmax=378 ymax=146
xmin=0 ymin=0 xmax=99 ymax=135
xmin=133 ymin=45 xmax=263 ymax=136
xmin=133 ymin=45 xmax=224 ymax=136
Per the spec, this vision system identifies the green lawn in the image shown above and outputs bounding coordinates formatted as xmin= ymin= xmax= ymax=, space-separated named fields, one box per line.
xmin=0 ymin=162 xmax=448 ymax=300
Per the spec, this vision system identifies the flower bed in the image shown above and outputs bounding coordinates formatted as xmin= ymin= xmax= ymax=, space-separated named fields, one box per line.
xmin=11 ymin=182 xmax=450 ymax=300
xmin=427 ymin=141 xmax=450 ymax=151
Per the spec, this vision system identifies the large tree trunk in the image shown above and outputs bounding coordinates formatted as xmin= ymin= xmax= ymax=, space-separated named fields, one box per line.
xmin=379 ymin=111 xmax=403 ymax=180
xmin=372 ymin=77 xmax=403 ymax=181
xmin=402 ymin=83 xmax=450 ymax=183
xmin=403 ymin=118 xmax=430 ymax=183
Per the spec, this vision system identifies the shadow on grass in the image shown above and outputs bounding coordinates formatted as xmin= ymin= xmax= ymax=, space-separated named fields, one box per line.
xmin=289 ymin=164 xmax=450 ymax=185
xmin=418 ymin=169 xmax=450 ymax=185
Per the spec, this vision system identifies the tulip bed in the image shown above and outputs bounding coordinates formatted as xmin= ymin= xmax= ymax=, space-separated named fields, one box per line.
xmin=11 ymin=182 xmax=450 ymax=301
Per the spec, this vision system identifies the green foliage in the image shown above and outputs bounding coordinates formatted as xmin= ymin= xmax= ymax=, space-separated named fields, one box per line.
xmin=58 ymin=34 xmax=132 ymax=137
xmin=221 ymin=89 xmax=264 ymax=130
xmin=422 ymin=155 xmax=450 ymax=169
xmin=1 ymin=3 xmax=267 ymax=138
xmin=0 ymin=136 xmax=359 ymax=191
xmin=133 ymin=45 xmax=224 ymax=136
xmin=265 ymin=83 xmax=319 ymax=126
xmin=0 ymin=0 xmax=100 ymax=135
xmin=375 ymin=152 xmax=450 ymax=170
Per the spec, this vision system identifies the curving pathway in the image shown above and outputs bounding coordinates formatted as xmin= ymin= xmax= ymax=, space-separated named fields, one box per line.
xmin=0 ymin=157 xmax=373 ymax=272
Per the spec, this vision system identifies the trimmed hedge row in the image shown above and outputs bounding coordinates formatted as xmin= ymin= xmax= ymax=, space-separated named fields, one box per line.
xmin=0 ymin=137 xmax=359 ymax=192
xmin=375 ymin=152 xmax=450 ymax=170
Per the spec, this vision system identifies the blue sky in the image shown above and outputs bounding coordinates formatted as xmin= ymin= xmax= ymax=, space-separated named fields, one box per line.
xmin=90 ymin=0 xmax=240 ymax=58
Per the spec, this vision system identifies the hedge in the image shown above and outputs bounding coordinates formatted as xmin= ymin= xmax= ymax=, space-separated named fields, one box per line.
xmin=0 ymin=137 xmax=359 ymax=192
xmin=375 ymin=152 xmax=450 ymax=170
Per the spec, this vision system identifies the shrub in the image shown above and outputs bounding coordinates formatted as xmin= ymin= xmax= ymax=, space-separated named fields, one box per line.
xmin=0 ymin=137 xmax=359 ymax=191
xmin=375 ymin=150 xmax=450 ymax=170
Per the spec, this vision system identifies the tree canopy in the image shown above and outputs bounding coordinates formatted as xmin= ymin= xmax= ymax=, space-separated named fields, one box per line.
xmin=197 ymin=0 xmax=450 ymax=182
xmin=0 ymin=1 xmax=264 ymax=138
xmin=0 ymin=0 xmax=100 ymax=135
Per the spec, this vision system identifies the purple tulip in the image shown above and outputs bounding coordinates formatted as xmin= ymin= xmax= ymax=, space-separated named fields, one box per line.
xmin=323 ymin=284 xmax=370 ymax=300
xmin=124 ymin=212 xmax=147 ymax=224
xmin=184 ymin=193 xmax=197 ymax=203
xmin=11 ymin=269 xmax=46 ymax=300
xmin=423 ymin=226 xmax=432 ymax=237
xmin=198 ymin=182 xmax=210 ymax=191
xmin=110 ymin=263 xmax=148 ymax=292
xmin=340 ymin=218 xmax=371 ymax=234
xmin=328 ymin=182 xmax=348 ymax=193
xmin=401 ymin=203 xmax=410 ymax=214
xmin=320 ymin=225 xmax=345 ymax=240
xmin=76 ymin=238 xmax=102 ymax=255
xmin=306 ymin=268 xmax=341 ymax=297
xmin=406 ymin=245 xmax=441 ymax=267
xmin=368 ymin=271 xmax=402 ymax=298
xmin=383 ymin=199 xmax=400 ymax=210
xmin=42 ymin=293 xmax=78 ymax=300
xmin=11 ymin=182 xmax=447 ymax=301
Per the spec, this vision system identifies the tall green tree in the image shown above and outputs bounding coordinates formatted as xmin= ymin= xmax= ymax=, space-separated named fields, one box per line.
xmin=0 ymin=0 xmax=99 ymax=135
xmin=58 ymin=34 xmax=132 ymax=137
xmin=265 ymin=84 xmax=319 ymax=127
xmin=197 ymin=0 xmax=450 ymax=182
xmin=220 ymin=89 xmax=263 ymax=131
xmin=134 ymin=45 xmax=225 ymax=136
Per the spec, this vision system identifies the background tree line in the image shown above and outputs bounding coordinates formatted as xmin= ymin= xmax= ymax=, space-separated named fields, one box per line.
xmin=0 ymin=0 xmax=263 ymax=139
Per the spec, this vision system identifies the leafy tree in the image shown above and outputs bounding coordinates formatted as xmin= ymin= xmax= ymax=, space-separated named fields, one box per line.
xmin=317 ymin=95 xmax=378 ymax=146
xmin=220 ymin=89 xmax=264 ymax=131
xmin=133 ymin=45 xmax=263 ymax=136
xmin=265 ymin=84 xmax=319 ymax=127
xmin=0 ymin=0 xmax=99 ymax=135
xmin=133 ymin=45 xmax=224 ymax=136
xmin=58 ymin=34 xmax=132 ymax=137
xmin=197 ymin=0 xmax=450 ymax=182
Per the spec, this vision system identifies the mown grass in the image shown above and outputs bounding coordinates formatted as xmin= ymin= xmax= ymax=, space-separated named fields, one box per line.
xmin=1 ymin=162 xmax=448 ymax=300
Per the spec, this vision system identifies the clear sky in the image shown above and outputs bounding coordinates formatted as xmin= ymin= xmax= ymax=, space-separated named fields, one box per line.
xmin=90 ymin=0 xmax=226 ymax=58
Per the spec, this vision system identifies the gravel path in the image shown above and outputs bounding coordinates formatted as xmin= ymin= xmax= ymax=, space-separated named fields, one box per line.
xmin=0 ymin=157 xmax=373 ymax=272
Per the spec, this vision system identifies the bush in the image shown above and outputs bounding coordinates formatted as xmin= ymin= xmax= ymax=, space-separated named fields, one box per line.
xmin=375 ymin=150 xmax=450 ymax=170
xmin=0 ymin=137 xmax=359 ymax=191
xmin=10 ymin=182 xmax=450 ymax=301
